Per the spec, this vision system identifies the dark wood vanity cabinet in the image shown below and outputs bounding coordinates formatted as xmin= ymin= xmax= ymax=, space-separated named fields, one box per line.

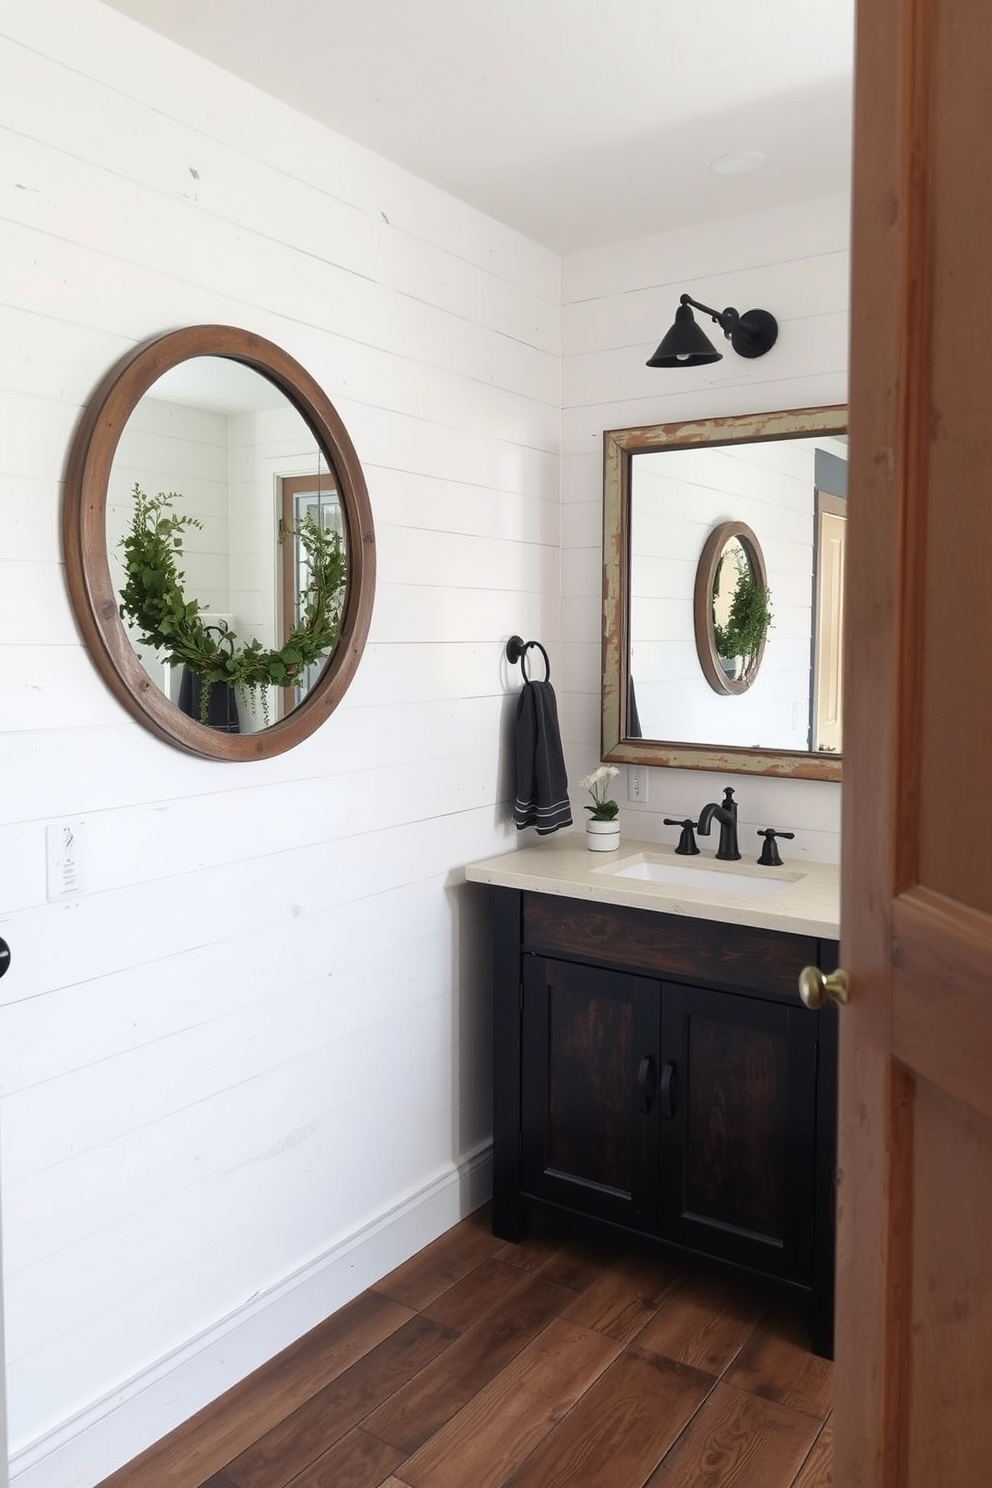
xmin=492 ymin=888 xmax=839 ymax=1356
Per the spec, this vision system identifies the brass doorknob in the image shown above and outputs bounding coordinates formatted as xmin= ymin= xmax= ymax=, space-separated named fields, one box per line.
xmin=798 ymin=966 xmax=850 ymax=1009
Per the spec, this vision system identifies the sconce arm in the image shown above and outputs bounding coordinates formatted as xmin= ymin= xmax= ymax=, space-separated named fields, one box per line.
xmin=679 ymin=294 xmax=740 ymax=339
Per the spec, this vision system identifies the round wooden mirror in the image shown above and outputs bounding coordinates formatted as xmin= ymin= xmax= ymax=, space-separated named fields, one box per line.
xmin=693 ymin=521 xmax=771 ymax=695
xmin=64 ymin=325 xmax=375 ymax=760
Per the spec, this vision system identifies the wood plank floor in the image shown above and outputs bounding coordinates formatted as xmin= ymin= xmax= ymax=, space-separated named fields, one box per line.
xmin=98 ymin=1206 xmax=832 ymax=1488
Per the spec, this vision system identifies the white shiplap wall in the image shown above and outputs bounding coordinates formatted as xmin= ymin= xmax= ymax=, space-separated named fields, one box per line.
xmin=560 ymin=196 xmax=850 ymax=863
xmin=0 ymin=3 xmax=559 ymax=1485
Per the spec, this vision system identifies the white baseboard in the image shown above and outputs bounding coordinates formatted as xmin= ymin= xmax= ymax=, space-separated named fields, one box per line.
xmin=9 ymin=1145 xmax=493 ymax=1488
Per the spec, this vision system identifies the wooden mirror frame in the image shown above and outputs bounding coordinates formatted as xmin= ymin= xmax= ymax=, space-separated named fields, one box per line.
xmin=602 ymin=404 xmax=846 ymax=781
xmin=64 ymin=325 xmax=376 ymax=761
xmin=693 ymin=521 xmax=769 ymax=695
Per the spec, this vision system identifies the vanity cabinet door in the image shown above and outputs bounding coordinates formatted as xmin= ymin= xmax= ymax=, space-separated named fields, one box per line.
xmin=520 ymin=954 xmax=661 ymax=1231
xmin=658 ymin=981 xmax=819 ymax=1282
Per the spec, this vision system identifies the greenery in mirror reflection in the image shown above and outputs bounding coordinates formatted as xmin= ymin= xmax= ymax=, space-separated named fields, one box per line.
xmin=712 ymin=550 xmax=773 ymax=663
xmin=117 ymin=485 xmax=346 ymax=723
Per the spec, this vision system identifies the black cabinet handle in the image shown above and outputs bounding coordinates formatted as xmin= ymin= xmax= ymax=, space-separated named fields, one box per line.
xmin=638 ymin=1055 xmax=656 ymax=1114
xmin=0 ymin=937 xmax=9 ymax=979
xmin=659 ymin=1061 xmax=677 ymax=1120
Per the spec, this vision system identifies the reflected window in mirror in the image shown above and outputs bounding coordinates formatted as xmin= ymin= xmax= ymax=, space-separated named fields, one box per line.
xmin=280 ymin=473 xmax=344 ymax=712
xmin=602 ymin=406 xmax=846 ymax=782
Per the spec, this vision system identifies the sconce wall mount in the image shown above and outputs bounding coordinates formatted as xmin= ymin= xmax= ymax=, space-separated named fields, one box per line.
xmin=647 ymin=293 xmax=778 ymax=368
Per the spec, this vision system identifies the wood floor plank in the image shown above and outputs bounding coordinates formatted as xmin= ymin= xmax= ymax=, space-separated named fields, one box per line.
xmin=531 ymin=1233 xmax=620 ymax=1292
xmin=419 ymin=1257 xmax=531 ymax=1331
xmin=790 ymin=1420 xmax=833 ymax=1486
xmin=276 ymin=1427 xmax=403 ymax=1488
xmin=373 ymin=1211 xmax=504 ymax=1311
xmin=501 ymin=1347 xmax=715 ymax=1488
xmin=493 ymin=1229 xmax=569 ymax=1276
xmin=365 ymin=1272 xmax=576 ymax=1453
xmin=645 ymin=1382 xmax=823 ymax=1488
xmin=196 ymin=1477 xmax=238 ymax=1488
xmin=563 ymin=1249 xmax=686 ymax=1343
xmin=724 ymin=1307 xmax=834 ymax=1419
xmin=96 ymin=1290 xmax=414 ymax=1488
xmin=397 ymin=1317 xmax=623 ymax=1488
xmin=223 ymin=1315 xmax=457 ymax=1488
xmin=634 ymin=1272 xmax=766 ymax=1375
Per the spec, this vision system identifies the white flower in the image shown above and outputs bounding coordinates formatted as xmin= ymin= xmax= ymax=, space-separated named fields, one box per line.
xmin=579 ymin=764 xmax=620 ymax=818
xmin=579 ymin=764 xmax=619 ymax=795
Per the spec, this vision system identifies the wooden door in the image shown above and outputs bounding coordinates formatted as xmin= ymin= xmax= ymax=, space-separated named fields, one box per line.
xmin=838 ymin=0 xmax=992 ymax=1480
xmin=520 ymin=956 xmax=661 ymax=1230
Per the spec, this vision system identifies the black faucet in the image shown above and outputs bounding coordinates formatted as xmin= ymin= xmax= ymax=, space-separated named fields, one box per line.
xmin=697 ymin=786 xmax=741 ymax=861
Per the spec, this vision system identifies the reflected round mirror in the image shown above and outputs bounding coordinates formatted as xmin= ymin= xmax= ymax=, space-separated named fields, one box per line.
xmin=65 ymin=326 xmax=375 ymax=760
xmin=693 ymin=522 xmax=771 ymax=695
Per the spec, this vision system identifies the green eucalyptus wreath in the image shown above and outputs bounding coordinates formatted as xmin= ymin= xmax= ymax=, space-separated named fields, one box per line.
xmin=117 ymin=484 xmax=346 ymax=724
xmin=712 ymin=551 xmax=773 ymax=662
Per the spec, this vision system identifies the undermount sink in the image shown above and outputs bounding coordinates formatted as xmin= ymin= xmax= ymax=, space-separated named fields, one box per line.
xmin=608 ymin=856 xmax=803 ymax=898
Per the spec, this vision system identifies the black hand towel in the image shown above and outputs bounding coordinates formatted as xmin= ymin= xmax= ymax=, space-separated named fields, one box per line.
xmin=513 ymin=679 xmax=573 ymax=834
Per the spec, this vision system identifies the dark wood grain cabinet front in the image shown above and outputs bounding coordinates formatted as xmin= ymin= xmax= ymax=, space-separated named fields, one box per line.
xmin=491 ymin=886 xmax=838 ymax=1357
xmin=520 ymin=955 xmax=662 ymax=1231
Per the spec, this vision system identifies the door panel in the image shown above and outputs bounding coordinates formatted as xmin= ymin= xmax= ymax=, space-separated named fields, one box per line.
xmin=520 ymin=955 xmax=661 ymax=1229
xmin=840 ymin=0 xmax=992 ymax=1479
xmin=659 ymin=983 xmax=817 ymax=1280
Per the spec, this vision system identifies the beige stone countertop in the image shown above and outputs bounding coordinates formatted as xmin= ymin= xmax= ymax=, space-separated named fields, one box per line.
xmin=465 ymin=829 xmax=840 ymax=939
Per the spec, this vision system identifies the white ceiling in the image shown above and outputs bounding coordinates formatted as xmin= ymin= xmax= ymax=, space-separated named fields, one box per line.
xmin=101 ymin=0 xmax=856 ymax=252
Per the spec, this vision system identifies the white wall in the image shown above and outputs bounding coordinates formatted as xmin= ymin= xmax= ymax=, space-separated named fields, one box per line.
xmin=0 ymin=3 xmax=559 ymax=1484
xmin=560 ymin=196 xmax=849 ymax=864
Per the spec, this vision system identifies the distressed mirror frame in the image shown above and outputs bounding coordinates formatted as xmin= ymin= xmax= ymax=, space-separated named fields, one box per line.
xmin=601 ymin=404 xmax=847 ymax=781
xmin=64 ymin=324 xmax=376 ymax=761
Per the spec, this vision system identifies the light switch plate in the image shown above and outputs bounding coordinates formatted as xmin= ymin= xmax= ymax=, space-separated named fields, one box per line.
xmin=46 ymin=821 xmax=86 ymax=900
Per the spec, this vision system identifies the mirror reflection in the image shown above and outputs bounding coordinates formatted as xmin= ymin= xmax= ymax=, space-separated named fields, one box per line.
xmin=106 ymin=358 xmax=344 ymax=733
xmin=693 ymin=522 xmax=772 ymax=696
xmin=602 ymin=406 xmax=847 ymax=781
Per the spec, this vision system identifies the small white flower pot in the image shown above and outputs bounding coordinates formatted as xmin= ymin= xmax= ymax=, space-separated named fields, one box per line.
xmin=586 ymin=818 xmax=621 ymax=852
xmin=235 ymin=685 xmax=275 ymax=735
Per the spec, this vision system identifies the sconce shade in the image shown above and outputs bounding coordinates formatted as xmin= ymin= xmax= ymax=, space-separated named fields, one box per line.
xmin=647 ymin=293 xmax=779 ymax=369
xmin=646 ymin=303 xmax=723 ymax=367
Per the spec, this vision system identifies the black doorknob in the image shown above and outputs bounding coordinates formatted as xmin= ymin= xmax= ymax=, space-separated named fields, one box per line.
xmin=0 ymin=937 xmax=9 ymax=979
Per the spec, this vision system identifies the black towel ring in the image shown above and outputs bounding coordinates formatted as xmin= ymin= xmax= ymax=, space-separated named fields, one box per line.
xmin=506 ymin=634 xmax=551 ymax=683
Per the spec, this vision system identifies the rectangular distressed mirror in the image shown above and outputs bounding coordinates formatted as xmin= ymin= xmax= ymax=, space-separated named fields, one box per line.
xmin=602 ymin=405 xmax=847 ymax=781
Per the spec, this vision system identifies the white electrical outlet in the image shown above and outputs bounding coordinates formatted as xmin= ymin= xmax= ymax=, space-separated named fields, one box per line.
xmin=628 ymin=765 xmax=649 ymax=803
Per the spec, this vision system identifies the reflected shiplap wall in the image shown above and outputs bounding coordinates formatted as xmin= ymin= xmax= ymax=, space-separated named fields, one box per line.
xmin=630 ymin=440 xmax=820 ymax=751
xmin=560 ymin=197 xmax=849 ymax=863
xmin=0 ymin=2 xmax=558 ymax=1483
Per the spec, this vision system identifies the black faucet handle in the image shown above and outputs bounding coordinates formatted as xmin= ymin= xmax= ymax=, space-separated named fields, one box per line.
xmin=664 ymin=817 xmax=701 ymax=855
xmin=757 ymin=828 xmax=796 ymax=867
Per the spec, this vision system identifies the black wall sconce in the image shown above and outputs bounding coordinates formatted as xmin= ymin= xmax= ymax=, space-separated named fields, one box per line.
xmin=647 ymin=293 xmax=778 ymax=368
